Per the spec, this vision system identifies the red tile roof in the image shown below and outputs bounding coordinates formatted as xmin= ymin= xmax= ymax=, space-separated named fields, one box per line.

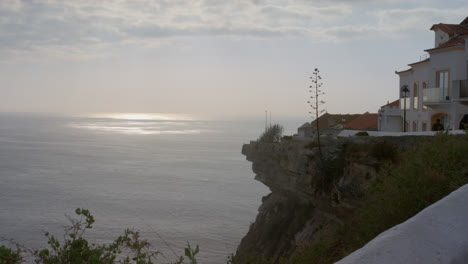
xmin=344 ymin=112 xmax=378 ymax=130
xmin=310 ymin=113 xmax=360 ymax=130
xmin=461 ymin=17 xmax=468 ymax=25
xmin=427 ymin=18 xmax=468 ymax=53
xmin=430 ymin=23 xmax=468 ymax=36
xmin=425 ymin=35 xmax=466 ymax=52
xmin=408 ymin=58 xmax=430 ymax=67
xmin=380 ymin=99 xmax=399 ymax=108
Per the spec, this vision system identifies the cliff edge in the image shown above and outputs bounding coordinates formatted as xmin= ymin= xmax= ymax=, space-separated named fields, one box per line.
xmin=235 ymin=133 xmax=468 ymax=264
xmin=235 ymin=135 xmax=382 ymax=263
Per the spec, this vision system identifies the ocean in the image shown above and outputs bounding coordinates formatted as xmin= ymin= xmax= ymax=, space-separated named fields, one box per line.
xmin=0 ymin=113 xmax=301 ymax=263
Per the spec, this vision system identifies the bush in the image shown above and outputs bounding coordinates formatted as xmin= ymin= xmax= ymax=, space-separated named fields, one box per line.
xmin=305 ymin=141 xmax=318 ymax=149
xmin=293 ymin=133 xmax=468 ymax=264
xmin=354 ymin=131 xmax=369 ymax=137
xmin=0 ymin=245 xmax=22 ymax=264
xmin=259 ymin=124 xmax=284 ymax=143
xmin=370 ymin=141 xmax=398 ymax=162
xmin=0 ymin=208 xmax=198 ymax=264
xmin=314 ymin=145 xmax=346 ymax=191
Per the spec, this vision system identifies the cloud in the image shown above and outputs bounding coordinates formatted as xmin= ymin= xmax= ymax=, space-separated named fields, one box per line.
xmin=320 ymin=25 xmax=381 ymax=42
xmin=259 ymin=4 xmax=350 ymax=23
xmin=0 ymin=0 xmax=467 ymax=60
xmin=1 ymin=0 xmax=342 ymax=59
xmin=319 ymin=7 xmax=468 ymax=42
xmin=375 ymin=7 xmax=468 ymax=34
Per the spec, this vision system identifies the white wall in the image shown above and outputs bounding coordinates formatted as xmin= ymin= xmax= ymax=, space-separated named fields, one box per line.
xmin=378 ymin=107 xmax=402 ymax=132
xmin=425 ymin=49 xmax=468 ymax=129
xmin=398 ymin=63 xmax=431 ymax=132
xmin=434 ymin=29 xmax=449 ymax=47
xmin=338 ymin=129 xmax=466 ymax=137
xmin=430 ymin=49 xmax=466 ymax=85
xmin=385 ymin=116 xmax=402 ymax=132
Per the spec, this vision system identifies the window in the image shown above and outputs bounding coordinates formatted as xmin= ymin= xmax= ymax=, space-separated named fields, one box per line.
xmin=400 ymin=98 xmax=409 ymax=110
xmin=422 ymin=121 xmax=428 ymax=131
xmin=413 ymin=83 xmax=419 ymax=110
xmin=436 ymin=70 xmax=449 ymax=100
xmin=405 ymin=121 xmax=410 ymax=132
xmin=422 ymin=82 xmax=427 ymax=110
xmin=400 ymin=94 xmax=410 ymax=110
xmin=412 ymin=121 xmax=418 ymax=132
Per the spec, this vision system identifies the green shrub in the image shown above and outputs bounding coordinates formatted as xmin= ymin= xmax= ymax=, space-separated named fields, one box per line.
xmin=0 ymin=245 xmax=22 ymax=264
xmin=305 ymin=141 xmax=318 ymax=149
xmin=259 ymin=124 xmax=284 ymax=143
xmin=370 ymin=141 xmax=398 ymax=162
xmin=292 ymin=133 xmax=468 ymax=264
xmin=354 ymin=131 xmax=369 ymax=137
xmin=1 ymin=208 xmax=198 ymax=264
xmin=314 ymin=145 xmax=346 ymax=191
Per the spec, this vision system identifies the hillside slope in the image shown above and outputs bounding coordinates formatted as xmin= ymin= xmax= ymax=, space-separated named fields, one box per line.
xmin=235 ymin=133 xmax=468 ymax=264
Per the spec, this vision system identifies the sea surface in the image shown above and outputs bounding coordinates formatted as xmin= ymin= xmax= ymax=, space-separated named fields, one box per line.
xmin=0 ymin=113 xmax=301 ymax=263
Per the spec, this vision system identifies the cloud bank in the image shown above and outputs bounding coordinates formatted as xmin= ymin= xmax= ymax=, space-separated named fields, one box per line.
xmin=0 ymin=0 xmax=467 ymax=59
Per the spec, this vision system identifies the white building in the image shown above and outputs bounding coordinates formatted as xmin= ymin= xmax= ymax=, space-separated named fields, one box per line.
xmin=297 ymin=122 xmax=313 ymax=137
xmin=379 ymin=17 xmax=468 ymax=132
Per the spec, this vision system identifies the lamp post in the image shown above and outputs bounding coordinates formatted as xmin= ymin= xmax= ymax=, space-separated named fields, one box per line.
xmin=401 ymin=85 xmax=410 ymax=132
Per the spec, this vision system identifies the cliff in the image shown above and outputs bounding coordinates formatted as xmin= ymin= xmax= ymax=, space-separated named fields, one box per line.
xmin=235 ymin=133 xmax=468 ymax=264
xmin=235 ymin=135 xmax=383 ymax=263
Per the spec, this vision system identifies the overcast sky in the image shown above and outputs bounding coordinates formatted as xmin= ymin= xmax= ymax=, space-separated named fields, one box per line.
xmin=1 ymin=0 xmax=467 ymax=120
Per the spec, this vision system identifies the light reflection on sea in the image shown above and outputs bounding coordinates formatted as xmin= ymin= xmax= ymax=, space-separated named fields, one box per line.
xmin=67 ymin=123 xmax=204 ymax=135
xmin=67 ymin=114 xmax=214 ymax=135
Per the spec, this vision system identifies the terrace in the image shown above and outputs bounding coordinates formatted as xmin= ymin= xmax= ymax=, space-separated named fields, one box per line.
xmin=423 ymin=79 xmax=468 ymax=104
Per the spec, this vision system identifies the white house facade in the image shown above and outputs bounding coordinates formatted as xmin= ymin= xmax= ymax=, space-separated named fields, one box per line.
xmin=379 ymin=17 xmax=468 ymax=132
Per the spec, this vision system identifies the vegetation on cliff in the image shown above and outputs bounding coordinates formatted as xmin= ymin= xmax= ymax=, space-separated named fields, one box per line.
xmin=259 ymin=124 xmax=284 ymax=143
xmin=237 ymin=132 xmax=468 ymax=264
xmin=293 ymin=133 xmax=468 ymax=263
xmin=0 ymin=208 xmax=199 ymax=264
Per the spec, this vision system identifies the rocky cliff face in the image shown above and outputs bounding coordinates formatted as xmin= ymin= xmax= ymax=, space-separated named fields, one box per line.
xmin=235 ymin=135 xmax=383 ymax=263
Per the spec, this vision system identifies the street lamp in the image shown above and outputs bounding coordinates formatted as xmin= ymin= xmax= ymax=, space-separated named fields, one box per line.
xmin=401 ymin=85 xmax=410 ymax=132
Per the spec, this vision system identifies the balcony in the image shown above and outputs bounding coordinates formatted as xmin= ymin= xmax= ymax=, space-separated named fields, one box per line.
xmin=422 ymin=87 xmax=450 ymax=103
xmin=422 ymin=80 xmax=468 ymax=105
xmin=459 ymin=80 xmax=468 ymax=99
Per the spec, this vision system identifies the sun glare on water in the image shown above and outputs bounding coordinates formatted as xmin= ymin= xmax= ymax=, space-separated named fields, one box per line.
xmin=112 ymin=114 xmax=170 ymax=120
xmin=93 ymin=113 xmax=192 ymax=121
xmin=69 ymin=113 xmax=200 ymax=135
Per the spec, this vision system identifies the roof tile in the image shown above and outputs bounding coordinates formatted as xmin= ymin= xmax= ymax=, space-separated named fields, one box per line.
xmin=344 ymin=112 xmax=378 ymax=130
xmin=381 ymin=99 xmax=399 ymax=108
xmin=431 ymin=23 xmax=468 ymax=36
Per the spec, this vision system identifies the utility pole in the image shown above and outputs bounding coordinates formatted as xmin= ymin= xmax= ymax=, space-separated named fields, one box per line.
xmin=269 ymin=111 xmax=271 ymax=127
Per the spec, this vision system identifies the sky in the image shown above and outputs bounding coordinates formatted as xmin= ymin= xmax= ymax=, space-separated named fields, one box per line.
xmin=1 ymin=0 xmax=468 ymax=120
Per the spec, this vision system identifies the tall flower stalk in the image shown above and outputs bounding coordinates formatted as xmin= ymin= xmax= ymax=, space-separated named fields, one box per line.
xmin=308 ymin=68 xmax=325 ymax=161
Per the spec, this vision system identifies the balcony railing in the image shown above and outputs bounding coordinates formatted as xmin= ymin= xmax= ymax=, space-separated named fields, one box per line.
xmin=460 ymin=80 xmax=468 ymax=98
xmin=420 ymin=80 xmax=468 ymax=103
xmin=423 ymin=87 xmax=450 ymax=103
